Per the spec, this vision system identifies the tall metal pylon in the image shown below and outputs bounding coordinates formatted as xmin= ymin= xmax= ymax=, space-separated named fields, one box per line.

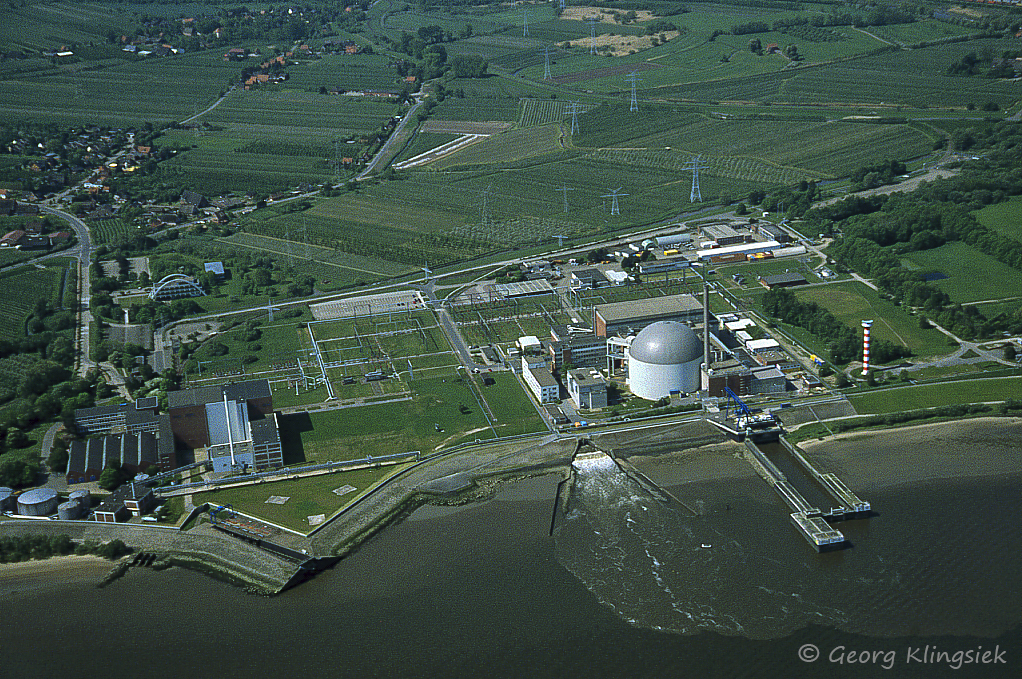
xmin=567 ymin=101 xmax=581 ymax=134
xmin=683 ymin=154 xmax=710 ymax=202
xmin=285 ymin=227 xmax=294 ymax=267
xmin=588 ymin=17 xmax=599 ymax=54
xmin=626 ymin=71 xmax=641 ymax=112
xmin=334 ymin=138 xmax=344 ymax=182
xmin=544 ymin=46 xmax=552 ymax=80
xmin=555 ymin=184 xmax=574 ymax=213
xmin=523 ymin=9 xmax=529 ymax=37
xmin=479 ymin=184 xmax=493 ymax=227
xmin=601 ymin=187 xmax=627 ymax=216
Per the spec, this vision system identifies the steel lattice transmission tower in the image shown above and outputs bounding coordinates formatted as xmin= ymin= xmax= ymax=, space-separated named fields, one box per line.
xmin=683 ymin=154 xmax=710 ymax=202
xmin=601 ymin=187 xmax=627 ymax=216
xmin=588 ymin=17 xmax=599 ymax=54
xmin=626 ymin=71 xmax=641 ymax=112
xmin=479 ymin=184 xmax=494 ymax=228
xmin=567 ymin=101 xmax=581 ymax=135
xmin=544 ymin=46 xmax=552 ymax=80
xmin=523 ymin=9 xmax=529 ymax=37
xmin=555 ymin=184 xmax=574 ymax=213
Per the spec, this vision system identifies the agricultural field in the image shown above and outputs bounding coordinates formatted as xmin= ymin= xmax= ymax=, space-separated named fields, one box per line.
xmin=282 ymin=54 xmax=403 ymax=92
xmin=90 ymin=218 xmax=137 ymax=245
xmin=902 ymin=242 xmax=1022 ymax=304
xmin=0 ymin=262 xmax=68 ymax=341
xmin=431 ymin=124 xmax=565 ymax=169
xmin=0 ymin=50 xmax=236 ymax=126
xmin=0 ymin=1 xmax=127 ymax=52
xmin=793 ymin=281 xmax=949 ymax=358
xmin=974 ymin=196 xmax=1022 ymax=241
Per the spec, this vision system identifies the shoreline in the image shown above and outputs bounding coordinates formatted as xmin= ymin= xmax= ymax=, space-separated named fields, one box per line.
xmin=3 ymin=417 xmax=1019 ymax=591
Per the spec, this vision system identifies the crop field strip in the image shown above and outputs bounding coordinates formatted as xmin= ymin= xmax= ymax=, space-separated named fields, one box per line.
xmin=0 ymin=52 xmax=236 ymax=125
xmin=0 ymin=264 xmax=65 ymax=340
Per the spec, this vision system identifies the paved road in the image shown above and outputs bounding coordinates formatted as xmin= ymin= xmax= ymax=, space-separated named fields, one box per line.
xmin=357 ymin=97 xmax=423 ymax=180
xmin=37 ymin=204 xmax=95 ymax=376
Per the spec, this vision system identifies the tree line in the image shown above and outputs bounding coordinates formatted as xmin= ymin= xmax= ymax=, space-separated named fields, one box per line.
xmin=761 ymin=287 xmax=911 ymax=364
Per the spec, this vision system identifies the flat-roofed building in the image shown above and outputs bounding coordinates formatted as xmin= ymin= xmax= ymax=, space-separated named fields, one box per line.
xmin=755 ymin=222 xmax=791 ymax=243
xmin=94 ymin=482 xmax=155 ymax=522
xmin=760 ymin=272 xmax=807 ymax=289
xmin=697 ymin=240 xmax=780 ymax=262
xmin=167 ymin=379 xmax=282 ymax=472
xmin=570 ymin=268 xmax=609 ymax=290
xmin=700 ymin=224 xmax=748 ymax=246
xmin=167 ymin=379 xmax=272 ymax=449
xmin=750 ymin=365 xmax=787 ymax=394
xmin=547 ymin=328 xmax=606 ymax=370
xmin=638 ymin=258 xmax=691 ymax=276
xmin=568 ymin=368 xmax=608 ymax=409
xmin=74 ymin=397 xmax=160 ymax=436
xmin=593 ymin=293 xmax=707 ymax=338
xmin=523 ymin=363 xmax=559 ymax=404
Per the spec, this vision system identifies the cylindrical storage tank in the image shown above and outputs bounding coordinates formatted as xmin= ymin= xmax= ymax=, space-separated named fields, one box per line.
xmin=18 ymin=488 xmax=60 ymax=516
xmin=57 ymin=500 xmax=82 ymax=521
xmin=0 ymin=486 xmax=14 ymax=512
xmin=627 ymin=321 xmax=703 ymax=400
xmin=69 ymin=489 xmax=91 ymax=509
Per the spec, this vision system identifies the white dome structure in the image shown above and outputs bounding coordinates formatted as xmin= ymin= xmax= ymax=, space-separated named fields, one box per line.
xmin=627 ymin=321 xmax=702 ymax=400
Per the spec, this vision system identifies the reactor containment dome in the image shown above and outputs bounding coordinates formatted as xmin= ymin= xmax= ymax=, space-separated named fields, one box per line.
xmin=627 ymin=321 xmax=702 ymax=400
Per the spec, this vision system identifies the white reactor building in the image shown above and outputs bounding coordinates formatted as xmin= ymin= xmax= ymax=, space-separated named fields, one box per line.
xmin=627 ymin=321 xmax=703 ymax=400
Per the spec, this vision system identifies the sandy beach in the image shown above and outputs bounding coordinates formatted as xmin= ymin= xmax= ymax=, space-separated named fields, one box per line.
xmin=0 ymin=555 xmax=113 ymax=596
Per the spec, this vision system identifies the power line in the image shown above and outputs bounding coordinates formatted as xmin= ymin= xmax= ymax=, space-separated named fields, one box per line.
xmin=567 ymin=101 xmax=581 ymax=135
xmin=555 ymin=184 xmax=574 ymax=213
xmin=626 ymin=71 xmax=641 ymax=112
xmin=683 ymin=154 xmax=710 ymax=202
xmin=601 ymin=187 xmax=627 ymax=216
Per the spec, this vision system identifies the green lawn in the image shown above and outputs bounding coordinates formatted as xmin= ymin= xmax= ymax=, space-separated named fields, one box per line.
xmin=974 ymin=196 xmax=1022 ymax=242
xmin=192 ymin=463 xmax=411 ymax=533
xmin=281 ymin=369 xmax=495 ymax=462
xmin=848 ymin=377 xmax=1022 ymax=414
xmin=794 ymin=281 xmax=949 ymax=358
xmin=902 ymin=241 xmax=1022 ymax=304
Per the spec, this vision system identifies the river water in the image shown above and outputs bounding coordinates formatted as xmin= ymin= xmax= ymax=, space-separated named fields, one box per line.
xmin=2 ymin=442 xmax=1021 ymax=678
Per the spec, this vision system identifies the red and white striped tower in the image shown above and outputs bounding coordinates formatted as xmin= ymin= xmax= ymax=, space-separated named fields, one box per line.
xmin=861 ymin=320 xmax=874 ymax=376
